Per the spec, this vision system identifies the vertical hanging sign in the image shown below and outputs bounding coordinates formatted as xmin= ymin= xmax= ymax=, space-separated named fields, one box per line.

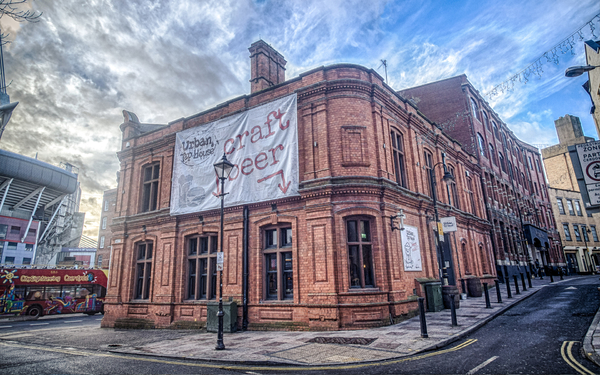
xmin=401 ymin=225 xmax=422 ymax=271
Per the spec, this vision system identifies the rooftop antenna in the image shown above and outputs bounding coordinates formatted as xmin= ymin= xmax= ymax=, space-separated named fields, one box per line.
xmin=378 ymin=59 xmax=388 ymax=84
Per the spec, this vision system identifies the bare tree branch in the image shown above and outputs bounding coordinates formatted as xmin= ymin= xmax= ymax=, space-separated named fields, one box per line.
xmin=0 ymin=0 xmax=42 ymax=23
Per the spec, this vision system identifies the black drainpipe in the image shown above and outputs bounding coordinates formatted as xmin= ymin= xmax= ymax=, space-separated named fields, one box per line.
xmin=242 ymin=205 xmax=249 ymax=330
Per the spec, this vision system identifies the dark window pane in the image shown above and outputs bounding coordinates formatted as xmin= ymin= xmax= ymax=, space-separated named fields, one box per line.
xmin=144 ymin=263 xmax=152 ymax=299
xmin=282 ymin=252 xmax=292 ymax=299
xmin=266 ymin=229 xmax=277 ymax=248
xmin=136 ymin=263 xmax=144 ymax=298
xmin=189 ymin=238 xmax=197 ymax=255
xmin=266 ymin=253 xmax=278 ymax=299
xmin=211 ymin=236 xmax=218 ymax=253
xmin=146 ymin=243 xmax=153 ymax=259
xmin=138 ymin=244 xmax=146 ymax=260
xmin=281 ymin=228 xmax=292 ymax=247
xmin=347 ymin=221 xmax=358 ymax=242
xmin=199 ymin=259 xmax=207 ymax=299
xmin=360 ymin=220 xmax=371 ymax=242
xmin=200 ymin=237 xmax=209 ymax=254
xmin=144 ymin=166 xmax=152 ymax=182
xmin=188 ymin=260 xmax=196 ymax=299
xmin=151 ymin=182 xmax=158 ymax=210
xmin=153 ymin=165 xmax=160 ymax=179
xmin=362 ymin=245 xmax=374 ymax=287
xmin=349 ymin=245 xmax=361 ymax=288
xmin=210 ymin=258 xmax=217 ymax=299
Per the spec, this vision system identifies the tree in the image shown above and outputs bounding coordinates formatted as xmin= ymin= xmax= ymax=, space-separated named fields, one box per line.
xmin=0 ymin=0 xmax=41 ymax=24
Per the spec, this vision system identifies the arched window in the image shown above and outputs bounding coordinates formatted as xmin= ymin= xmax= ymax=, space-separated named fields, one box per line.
xmin=470 ymin=98 xmax=479 ymax=120
xmin=135 ymin=241 xmax=153 ymax=300
xmin=346 ymin=218 xmax=374 ymax=288
xmin=477 ymin=134 xmax=486 ymax=158
xmin=482 ymin=111 xmax=490 ymax=131
xmin=492 ymin=122 xmax=499 ymax=139
xmin=187 ymin=234 xmax=218 ymax=300
xmin=489 ymin=144 xmax=496 ymax=165
xmin=498 ymin=152 xmax=506 ymax=173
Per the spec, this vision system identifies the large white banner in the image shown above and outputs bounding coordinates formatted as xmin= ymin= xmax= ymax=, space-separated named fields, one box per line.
xmin=401 ymin=225 xmax=422 ymax=271
xmin=170 ymin=94 xmax=298 ymax=215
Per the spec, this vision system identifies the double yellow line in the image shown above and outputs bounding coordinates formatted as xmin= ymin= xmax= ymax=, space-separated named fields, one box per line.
xmin=561 ymin=341 xmax=595 ymax=375
xmin=0 ymin=338 xmax=478 ymax=372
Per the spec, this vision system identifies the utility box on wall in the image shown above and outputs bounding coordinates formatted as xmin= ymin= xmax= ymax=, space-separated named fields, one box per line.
xmin=207 ymin=300 xmax=238 ymax=333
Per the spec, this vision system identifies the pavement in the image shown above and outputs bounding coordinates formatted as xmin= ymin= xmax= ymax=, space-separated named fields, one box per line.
xmin=105 ymin=275 xmax=600 ymax=367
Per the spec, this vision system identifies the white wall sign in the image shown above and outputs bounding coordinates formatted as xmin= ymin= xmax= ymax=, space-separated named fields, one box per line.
xmin=401 ymin=225 xmax=422 ymax=271
xmin=170 ymin=94 xmax=299 ymax=215
xmin=440 ymin=216 xmax=457 ymax=232
xmin=576 ymin=140 xmax=600 ymax=205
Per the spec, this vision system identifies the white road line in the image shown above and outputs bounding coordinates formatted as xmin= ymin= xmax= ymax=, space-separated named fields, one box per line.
xmin=64 ymin=320 xmax=83 ymax=323
xmin=467 ymin=356 xmax=499 ymax=375
xmin=0 ymin=326 xmax=13 ymax=328
xmin=95 ymin=318 xmax=103 ymax=321
xmin=29 ymin=323 xmax=50 ymax=326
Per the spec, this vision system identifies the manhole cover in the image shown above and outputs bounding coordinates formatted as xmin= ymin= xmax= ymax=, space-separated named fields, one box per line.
xmin=306 ymin=337 xmax=377 ymax=345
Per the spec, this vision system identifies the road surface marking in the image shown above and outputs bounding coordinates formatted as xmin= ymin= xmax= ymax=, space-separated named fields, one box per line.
xmin=64 ymin=320 xmax=83 ymax=323
xmin=565 ymin=287 xmax=577 ymax=290
xmin=0 ymin=326 xmax=13 ymax=328
xmin=561 ymin=341 xmax=594 ymax=375
xmin=467 ymin=356 xmax=498 ymax=374
xmin=30 ymin=323 xmax=49 ymax=326
xmin=0 ymin=339 xmax=477 ymax=371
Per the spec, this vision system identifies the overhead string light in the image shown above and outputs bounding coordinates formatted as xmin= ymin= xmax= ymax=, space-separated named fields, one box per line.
xmin=486 ymin=13 xmax=600 ymax=100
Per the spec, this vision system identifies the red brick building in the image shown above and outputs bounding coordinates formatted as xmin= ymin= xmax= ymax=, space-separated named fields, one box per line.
xmin=102 ymin=41 xmax=495 ymax=330
xmin=401 ymin=76 xmax=563 ymax=279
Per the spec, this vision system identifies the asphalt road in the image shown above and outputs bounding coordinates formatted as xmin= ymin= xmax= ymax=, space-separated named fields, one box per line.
xmin=1 ymin=276 xmax=599 ymax=374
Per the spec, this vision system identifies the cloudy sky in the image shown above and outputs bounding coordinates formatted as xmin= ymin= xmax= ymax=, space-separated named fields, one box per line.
xmin=0 ymin=0 xmax=598 ymax=238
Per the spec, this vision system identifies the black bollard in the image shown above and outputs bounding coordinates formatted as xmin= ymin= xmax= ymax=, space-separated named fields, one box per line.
xmin=484 ymin=283 xmax=491 ymax=308
xmin=539 ymin=268 xmax=544 ymax=280
xmin=521 ymin=273 xmax=527 ymax=291
xmin=495 ymin=279 xmax=503 ymax=303
xmin=513 ymin=275 xmax=521 ymax=294
xmin=418 ymin=297 xmax=428 ymax=338
xmin=527 ymin=271 xmax=533 ymax=288
xmin=506 ymin=276 xmax=512 ymax=298
xmin=450 ymin=294 xmax=458 ymax=326
xmin=550 ymin=271 xmax=554 ymax=283
xmin=560 ymin=268 xmax=564 ymax=280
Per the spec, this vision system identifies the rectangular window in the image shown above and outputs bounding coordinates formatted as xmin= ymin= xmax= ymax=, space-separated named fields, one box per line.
xmin=28 ymin=229 xmax=36 ymax=237
xmin=102 ymin=217 xmax=107 ymax=229
xmin=574 ymin=200 xmax=583 ymax=216
xmin=7 ymin=242 xmax=17 ymax=251
xmin=104 ymin=200 xmax=109 ymax=211
xmin=10 ymin=226 xmax=20 ymax=235
xmin=582 ymin=225 xmax=590 ymax=242
xmin=25 ymin=244 xmax=33 ymax=251
xmin=557 ymin=198 xmax=565 ymax=215
xmin=187 ymin=235 xmax=218 ymax=300
xmin=263 ymin=227 xmax=294 ymax=300
xmin=466 ymin=176 xmax=477 ymax=215
xmin=22 ymin=257 xmax=31 ymax=265
xmin=573 ymin=224 xmax=582 ymax=241
xmin=347 ymin=219 xmax=374 ymax=288
xmin=592 ymin=226 xmax=599 ymax=242
xmin=424 ymin=151 xmax=434 ymax=197
xmin=563 ymin=224 xmax=572 ymax=241
xmin=135 ymin=242 xmax=153 ymax=300
xmin=566 ymin=200 xmax=575 ymax=215
xmin=391 ymin=130 xmax=407 ymax=188
xmin=100 ymin=236 xmax=105 ymax=249
xmin=97 ymin=255 xmax=103 ymax=267
xmin=141 ymin=163 xmax=160 ymax=212
xmin=4 ymin=256 xmax=15 ymax=264
xmin=0 ymin=224 xmax=7 ymax=239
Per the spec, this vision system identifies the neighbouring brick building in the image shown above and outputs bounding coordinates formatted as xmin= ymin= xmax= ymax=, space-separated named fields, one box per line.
xmin=401 ymin=76 xmax=563 ymax=279
xmin=102 ymin=41 xmax=496 ymax=331
xmin=96 ymin=188 xmax=118 ymax=269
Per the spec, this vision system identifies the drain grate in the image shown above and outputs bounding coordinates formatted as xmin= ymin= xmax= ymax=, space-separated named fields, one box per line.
xmin=306 ymin=337 xmax=377 ymax=345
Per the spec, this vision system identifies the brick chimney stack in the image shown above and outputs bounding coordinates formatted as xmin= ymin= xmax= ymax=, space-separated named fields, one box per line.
xmin=248 ymin=40 xmax=286 ymax=94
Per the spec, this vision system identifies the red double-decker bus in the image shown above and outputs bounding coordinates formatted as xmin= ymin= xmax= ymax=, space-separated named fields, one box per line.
xmin=0 ymin=267 xmax=108 ymax=319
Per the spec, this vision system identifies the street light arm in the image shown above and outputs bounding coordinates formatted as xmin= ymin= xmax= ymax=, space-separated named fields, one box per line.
xmin=565 ymin=65 xmax=600 ymax=78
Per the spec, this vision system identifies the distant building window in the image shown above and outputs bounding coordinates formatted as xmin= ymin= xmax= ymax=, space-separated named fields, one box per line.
xmin=10 ymin=226 xmax=20 ymax=235
xmin=573 ymin=224 xmax=582 ymax=241
xmin=141 ymin=163 xmax=160 ymax=212
xmin=22 ymin=258 xmax=31 ymax=265
xmin=492 ymin=121 xmax=499 ymax=139
xmin=391 ymin=130 xmax=407 ymax=188
xmin=489 ymin=144 xmax=496 ymax=165
xmin=28 ymin=229 xmax=36 ymax=237
xmin=592 ymin=226 xmax=599 ymax=242
xmin=25 ymin=244 xmax=33 ymax=251
xmin=6 ymin=242 xmax=17 ymax=251
xmin=566 ymin=199 xmax=575 ymax=215
xmin=477 ymin=134 xmax=486 ymax=158
xmin=4 ymin=256 xmax=15 ymax=264
xmin=466 ymin=176 xmax=477 ymax=216
xmin=446 ymin=166 xmax=460 ymax=209
xmin=528 ymin=156 xmax=533 ymax=170
xmin=534 ymin=182 xmax=539 ymax=196
xmin=424 ymin=151 xmax=434 ymax=197
xmin=0 ymin=225 xmax=6 ymax=239
xmin=100 ymin=236 xmax=105 ymax=249
xmin=97 ymin=255 xmax=103 ymax=267
xmin=102 ymin=217 xmax=107 ymax=230
xmin=482 ymin=111 xmax=490 ymax=131
xmin=104 ymin=200 xmax=109 ymax=211
xmin=582 ymin=225 xmax=590 ymax=242
xmin=563 ymin=224 xmax=572 ymax=241
xmin=574 ymin=200 xmax=583 ymax=216
xmin=498 ymin=152 xmax=506 ymax=173
xmin=535 ymin=159 xmax=541 ymax=172
xmin=470 ymin=98 xmax=479 ymax=120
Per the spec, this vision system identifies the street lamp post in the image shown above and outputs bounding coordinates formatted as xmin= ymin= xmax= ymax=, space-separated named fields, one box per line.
xmin=428 ymin=153 xmax=455 ymax=286
xmin=565 ymin=65 xmax=599 ymax=77
xmin=213 ymin=153 xmax=234 ymax=351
